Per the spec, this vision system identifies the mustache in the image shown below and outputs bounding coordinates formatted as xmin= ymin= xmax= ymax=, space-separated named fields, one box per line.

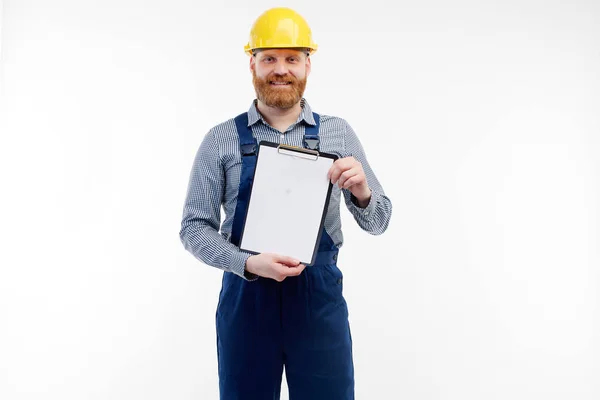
xmin=265 ymin=75 xmax=296 ymax=83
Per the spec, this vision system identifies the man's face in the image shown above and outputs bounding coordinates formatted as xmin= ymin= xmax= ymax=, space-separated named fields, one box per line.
xmin=250 ymin=49 xmax=311 ymax=109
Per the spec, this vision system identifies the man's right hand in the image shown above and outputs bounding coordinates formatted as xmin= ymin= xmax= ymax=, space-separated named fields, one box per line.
xmin=245 ymin=253 xmax=306 ymax=282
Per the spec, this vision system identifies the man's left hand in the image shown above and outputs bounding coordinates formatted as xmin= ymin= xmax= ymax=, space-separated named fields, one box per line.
xmin=327 ymin=157 xmax=371 ymax=206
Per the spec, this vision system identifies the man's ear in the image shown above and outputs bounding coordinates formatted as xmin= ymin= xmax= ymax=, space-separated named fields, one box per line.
xmin=249 ymin=55 xmax=255 ymax=73
xmin=306 ymin=55 xmax=311 ymax=77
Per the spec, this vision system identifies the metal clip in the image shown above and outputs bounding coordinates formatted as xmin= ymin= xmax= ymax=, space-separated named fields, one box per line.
xmin=303 ymin=137 xmax=320 ymax=151
xmin=241 ymin=143 xmax=257 ymax=156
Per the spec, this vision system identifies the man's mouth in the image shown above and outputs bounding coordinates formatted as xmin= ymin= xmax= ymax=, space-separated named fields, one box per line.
xmin=270 ymin=81 xmax=292 ymax=86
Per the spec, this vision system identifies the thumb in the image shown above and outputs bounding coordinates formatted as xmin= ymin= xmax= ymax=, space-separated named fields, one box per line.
xmin=275 ymin=255 xmax=301 ymax=266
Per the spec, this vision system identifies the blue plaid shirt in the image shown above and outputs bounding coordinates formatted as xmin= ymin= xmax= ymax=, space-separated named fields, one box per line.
xmin=180 ymin=99 xmax=392 ymax=280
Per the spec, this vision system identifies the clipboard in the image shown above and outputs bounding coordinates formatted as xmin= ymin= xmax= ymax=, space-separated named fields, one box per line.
xmin=238 ymin=141 xmax=339 ymax=266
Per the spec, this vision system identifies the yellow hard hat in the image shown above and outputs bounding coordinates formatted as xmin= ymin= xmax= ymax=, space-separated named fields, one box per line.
xmin=244 ymin=7 xmax=318 ymax=56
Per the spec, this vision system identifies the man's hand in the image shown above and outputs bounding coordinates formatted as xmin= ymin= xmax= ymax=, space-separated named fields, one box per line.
xmin=327 ymin=156 xmax=371 ymax=205
xmin=245 ymin=253 xmax=306 ymax=282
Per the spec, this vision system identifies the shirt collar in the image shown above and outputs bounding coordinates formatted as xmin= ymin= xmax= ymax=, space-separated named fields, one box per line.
xmin=247 ymin=98 xmax=316 ymax=127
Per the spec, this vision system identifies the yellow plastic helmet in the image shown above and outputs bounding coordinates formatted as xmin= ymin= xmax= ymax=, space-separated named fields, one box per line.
xmin=244 ymin=7 xmax=318 ymax=56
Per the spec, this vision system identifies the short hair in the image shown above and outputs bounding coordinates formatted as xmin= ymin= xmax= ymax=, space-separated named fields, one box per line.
xmin=252 ymin=48 xmax=310 ymax=58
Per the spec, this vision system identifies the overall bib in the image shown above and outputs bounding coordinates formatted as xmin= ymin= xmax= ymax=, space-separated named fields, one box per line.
xmin=215 ymin=112 xmax=355 ymax=400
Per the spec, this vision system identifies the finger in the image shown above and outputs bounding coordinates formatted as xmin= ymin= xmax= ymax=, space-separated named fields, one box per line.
xmin=330 ymin=158 xmax=359 ymax=183
xmin=274 ymin=255 xmax=300 ymax=266
xmin=335 ymin=157 xmax=354 ymax=167
xmin=282 ymin=263 xmax=306 ymax=276
xmin=337 ymin=167 xmax=360 ymax=188
xmin=330 ymin=165 xmax=350 ymax=184
xmin=327 ymin=165 xmax=334 ymax=181
xmin=328 ymin=159 xmax=345 ymax=182
xmin=342 ymin=174 xmax=364 ymax=189
xmin=272 ymin=263 xmax=302 ymax=281
xmin=328 ymin=165 xmax=340 ymax=183
xmin=270 ymin=264 xmax=288 ymax=280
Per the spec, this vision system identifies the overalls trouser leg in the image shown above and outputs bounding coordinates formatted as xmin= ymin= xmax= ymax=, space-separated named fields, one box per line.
xmin=216 ymin=113 xmax=354 ymax=399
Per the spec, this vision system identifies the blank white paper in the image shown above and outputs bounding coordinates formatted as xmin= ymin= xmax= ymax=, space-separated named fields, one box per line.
xmin=240 ymin=143 xmax=335 ymax=264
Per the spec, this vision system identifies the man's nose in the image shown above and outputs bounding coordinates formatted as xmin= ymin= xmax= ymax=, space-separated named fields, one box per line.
xmin=273 ymin=59 xmax=288 ymax=75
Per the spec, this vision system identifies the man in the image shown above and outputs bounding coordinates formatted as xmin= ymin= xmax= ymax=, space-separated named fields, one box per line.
xmin=179 ymin=7 xmax=392 ymax=400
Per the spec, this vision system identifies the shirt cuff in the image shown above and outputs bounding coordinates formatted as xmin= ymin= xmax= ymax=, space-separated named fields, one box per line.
xmin=350 ymin=189 xmax=379 ymax=220
xmin=228 ymin=250 xmax=258 ymax=281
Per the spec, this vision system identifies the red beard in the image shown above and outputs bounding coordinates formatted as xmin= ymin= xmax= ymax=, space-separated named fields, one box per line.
xmin=252 ymin=70 xmax=307 ymax=109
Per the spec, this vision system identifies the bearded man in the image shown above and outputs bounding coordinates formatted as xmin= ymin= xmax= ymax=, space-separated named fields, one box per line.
xmin=179 ymin=7 xmax=392 ymax=400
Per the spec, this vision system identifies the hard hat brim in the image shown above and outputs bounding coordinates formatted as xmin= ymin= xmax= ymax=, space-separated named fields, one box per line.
xmin=244 ymin=44 xmax=318 ymax=56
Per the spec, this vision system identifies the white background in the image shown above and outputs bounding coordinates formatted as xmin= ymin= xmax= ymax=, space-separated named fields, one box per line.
xmin=1 ymin=1 xmax=598 ymax=399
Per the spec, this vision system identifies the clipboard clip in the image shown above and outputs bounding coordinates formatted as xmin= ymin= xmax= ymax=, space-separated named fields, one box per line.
xmin=277 ymin=144 xmax=319 ymax=161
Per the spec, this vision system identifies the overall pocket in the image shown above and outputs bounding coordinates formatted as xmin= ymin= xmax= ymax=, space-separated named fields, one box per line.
xmin=318 ymin=263 xmax=345 ymax=305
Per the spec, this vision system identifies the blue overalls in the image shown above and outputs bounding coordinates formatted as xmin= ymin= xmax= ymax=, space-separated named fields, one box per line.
xmin=215 ymin=112 xmax=355 ymax=400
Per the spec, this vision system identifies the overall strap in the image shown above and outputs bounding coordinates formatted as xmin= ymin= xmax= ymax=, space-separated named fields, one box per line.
xmin=230 ymin=112 xmax=258 ymax=247
xmin=303 ymin=112 xmax=321 ymax=150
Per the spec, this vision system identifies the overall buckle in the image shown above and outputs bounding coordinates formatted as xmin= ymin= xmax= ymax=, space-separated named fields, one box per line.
xmin=241 ymin=143 xmax=257 ymax=156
